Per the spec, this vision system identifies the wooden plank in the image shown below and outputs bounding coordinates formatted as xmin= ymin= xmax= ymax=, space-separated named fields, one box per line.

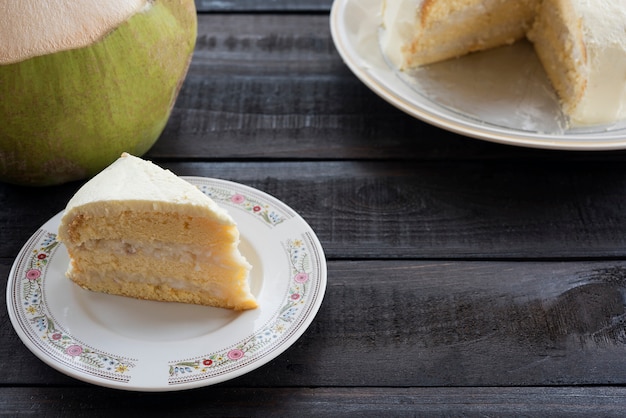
xmin=154 ymin=13 xmax=431 ymax=161
xmin=151 ymin=14 xmax=626 ymax=161
xmin=4 ymin=161 xmax=626 ymax=260
xmin=0 ymin=181 xmax=78 ymax=260
xmin=194 ymin=0 xmax=332 ymax=12
xmin=1 ymin=386 xmax=626 ymax=416
xmin=153 ymin=13 xmax=501 ymax=160
xmin=4 ymin=258 xmax=626 ymax=386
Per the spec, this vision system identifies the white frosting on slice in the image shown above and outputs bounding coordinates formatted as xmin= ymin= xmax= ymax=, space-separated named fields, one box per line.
xmin=62 ymin=153 xmax=233 ymax=224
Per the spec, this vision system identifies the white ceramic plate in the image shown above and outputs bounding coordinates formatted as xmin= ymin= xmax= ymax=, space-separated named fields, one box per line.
xmin=6 ymin=177 xmax=327 ymax=391
xmin=330 ymin=0 xmax=626 ymax=150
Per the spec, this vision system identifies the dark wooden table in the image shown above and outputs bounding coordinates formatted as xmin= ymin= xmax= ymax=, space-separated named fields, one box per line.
xmin=3 ymin=1 xmax=626 ymax=415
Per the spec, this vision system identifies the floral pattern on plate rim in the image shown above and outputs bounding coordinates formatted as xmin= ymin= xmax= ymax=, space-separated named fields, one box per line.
xmin=198 ymin=183 xmax=288 ymax=227
xmin=16 ymin=231 xmax=137 ymax=383
xmin=168 ymin=236 xmax=317 ymax=385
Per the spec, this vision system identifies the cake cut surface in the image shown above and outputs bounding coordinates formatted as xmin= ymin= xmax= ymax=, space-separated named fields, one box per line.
xmin=381 ymin=0 xmax=540 ymax=69
xmin=57 ymin=153 xmax=257 ymax=311
xmin=381 ymin=0 xmax=626 ymax=126
xmin=528 ymin=0 xmax=626 ymax=125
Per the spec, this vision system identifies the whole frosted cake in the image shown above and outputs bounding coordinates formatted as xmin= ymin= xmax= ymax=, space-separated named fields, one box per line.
xmin=57 ymin=153 xmax=257 ymax=311
xmin=381 ymin=0 xmax=626 ymax=126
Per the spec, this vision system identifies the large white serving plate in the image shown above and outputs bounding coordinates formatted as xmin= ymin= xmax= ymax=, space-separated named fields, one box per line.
xmin=330 ymin=0 xmax=626 ymax=150
xmin=6 ymin=177 xmax=327 ymax=391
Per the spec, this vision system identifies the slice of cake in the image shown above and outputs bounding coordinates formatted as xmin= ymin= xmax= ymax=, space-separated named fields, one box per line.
xmin=57 ymin=153 xmax=257 ymax=311
xmin=380 ymin=0 xmax=626 ymax=126
xmin=381 ymin=0 xmax=540 ymax=69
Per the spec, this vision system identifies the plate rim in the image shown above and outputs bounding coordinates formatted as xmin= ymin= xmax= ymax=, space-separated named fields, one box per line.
xmin=329 ymin=0 xmax=626 ymax=151
xmin=6 ymin=176 xmax=327 ymax=391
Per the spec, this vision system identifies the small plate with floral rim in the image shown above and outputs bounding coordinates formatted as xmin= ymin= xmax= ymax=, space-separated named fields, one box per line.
xmin=6 ymin=177 xmax=327 ymax=391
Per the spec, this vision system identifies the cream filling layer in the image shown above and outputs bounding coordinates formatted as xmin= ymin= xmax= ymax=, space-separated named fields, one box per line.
xmin=79 ymin=239 xmax=249 ymax=272
xmin=74 ymin=266 xmax=229 ymax=297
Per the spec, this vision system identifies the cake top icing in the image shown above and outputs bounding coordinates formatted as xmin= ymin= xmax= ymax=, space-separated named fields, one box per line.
xmin=62 ymin=153 xmax=234 ymax=224
xmin=574 ymin=0 xmax=626 ymax=47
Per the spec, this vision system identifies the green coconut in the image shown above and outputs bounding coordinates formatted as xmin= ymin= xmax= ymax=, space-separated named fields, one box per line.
xmin=0 ymin=0 xmax=197 ymax=186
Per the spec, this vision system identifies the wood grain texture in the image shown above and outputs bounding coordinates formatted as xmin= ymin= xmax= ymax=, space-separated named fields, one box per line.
xmin=4 ymin=161 xmax=626 ymax=261
xmin=4 ymin=258 xmax=626 ymax=386
xmin=2 ymin=386 xmax=626 ymax=416
xmin=195 ymin=0 xmax=332 ymax=12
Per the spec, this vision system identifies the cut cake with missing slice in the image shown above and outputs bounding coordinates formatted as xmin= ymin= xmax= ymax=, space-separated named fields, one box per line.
xmin=57 ymin=153 xmax=257 ymax=311
xmin=380 ymin=0 xmax=626 ymax=126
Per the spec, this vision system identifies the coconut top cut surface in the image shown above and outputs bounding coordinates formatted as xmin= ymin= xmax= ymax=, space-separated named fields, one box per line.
xmin=0 ymin=0 xmax=149 ymax=64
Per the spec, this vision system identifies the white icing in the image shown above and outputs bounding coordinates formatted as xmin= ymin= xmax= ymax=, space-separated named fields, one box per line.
xmin=380 ymin=0 xmax=417 ymax=69
xmin=62 ymin=153 xmax=233 ymax=224
xmin=573 ymin=1 xmax=626 ymax=47
xmin=570 ymin=1 xmax=626 ymax=125
xmin=572 ymin=46 xmax=626 ymax=125
xmin=0 ymin=0 xmax=149 ymax=65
